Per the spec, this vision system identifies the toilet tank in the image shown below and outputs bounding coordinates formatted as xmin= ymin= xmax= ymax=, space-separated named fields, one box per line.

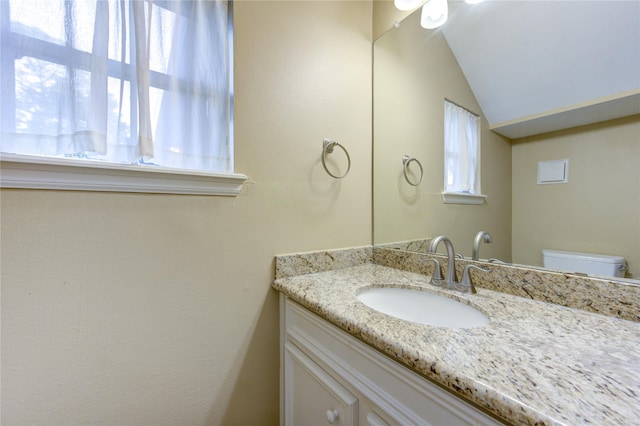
xmin=542 ymin=249 xmax=627 ymax=278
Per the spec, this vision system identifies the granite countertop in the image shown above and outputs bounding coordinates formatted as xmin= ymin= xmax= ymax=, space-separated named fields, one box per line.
xmin=273 ymin=263 xmax=640 ymax=426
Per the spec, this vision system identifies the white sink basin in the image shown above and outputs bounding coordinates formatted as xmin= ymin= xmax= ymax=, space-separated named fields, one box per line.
xmin=356 ymin=287 xmax=489 ymax=329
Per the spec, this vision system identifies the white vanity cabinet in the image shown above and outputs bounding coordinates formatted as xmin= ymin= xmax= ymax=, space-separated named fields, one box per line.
xmin=285 ymin=343 xmax=359 ymax=425
xmin=280 ymin=294 xmax=503 ymax=426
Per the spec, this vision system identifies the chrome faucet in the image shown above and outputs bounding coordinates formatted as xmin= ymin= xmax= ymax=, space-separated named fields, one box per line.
xmin=428 ymin=236 xmax=457 ymax=286
xmin=472 ymin=231 xmax=492 ymax=261
xmin=428 ymin=235 xmax=490 ymax=294
xmin=460 ymin=264 xmax=489 ymax=294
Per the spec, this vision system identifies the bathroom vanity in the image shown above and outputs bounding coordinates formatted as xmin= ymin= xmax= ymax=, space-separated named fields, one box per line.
xmin=273 ymin=248 xmax=640 ymax=425
xmin=282 ymin=294 xmax=500 ymax=425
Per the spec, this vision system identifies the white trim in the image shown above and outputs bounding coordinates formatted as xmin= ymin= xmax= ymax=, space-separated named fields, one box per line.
xmin=0 ymin=154 xmax=247 ymax=196
xmin=490 ymin=90 xmax=640 ymax=139
xmin=441 ymin=191 xmax=487 ymax=205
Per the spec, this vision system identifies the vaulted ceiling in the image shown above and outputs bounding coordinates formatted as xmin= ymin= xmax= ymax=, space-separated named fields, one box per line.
xmin=440 ymin=0 xmax=640 ymax=139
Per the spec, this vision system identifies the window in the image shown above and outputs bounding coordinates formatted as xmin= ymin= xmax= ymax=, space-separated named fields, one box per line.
xmin=0 ymin=0 xmax=246 ymax=195
xmin=442 ymin=99 xmax=486 ymax=205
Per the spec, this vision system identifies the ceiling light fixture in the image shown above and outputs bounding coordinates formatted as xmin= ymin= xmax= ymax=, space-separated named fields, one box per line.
xmin=420 ymin=0 xmax=448 ymax=29
xmin=393 ymin=0 xmax=426 ymax=11
xmin=395 ymin=0 xmax=484 ymax=30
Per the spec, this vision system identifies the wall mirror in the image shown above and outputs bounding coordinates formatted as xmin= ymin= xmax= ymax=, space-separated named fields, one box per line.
xmin=372 ymin=1 xmax=640 ymax=283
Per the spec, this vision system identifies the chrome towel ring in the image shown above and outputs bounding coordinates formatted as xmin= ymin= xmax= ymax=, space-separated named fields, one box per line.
xmin=322 ymin=139 xmax=351 ymax=179
xmin=402 ymin=155 xmax=423 ymax=186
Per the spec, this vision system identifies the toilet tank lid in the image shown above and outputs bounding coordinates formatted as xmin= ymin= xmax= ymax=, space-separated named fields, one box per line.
xmin=542 ymin=249 xmax=626 ymax=264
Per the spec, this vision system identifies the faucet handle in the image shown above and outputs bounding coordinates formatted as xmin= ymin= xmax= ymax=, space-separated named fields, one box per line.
xmin=458 ymin=264 xmax=490 ymax=294
xmin=424 ymin=258 xmax=444 ymax=283
xmin=488 ymin=258 xmax=512 ymax=265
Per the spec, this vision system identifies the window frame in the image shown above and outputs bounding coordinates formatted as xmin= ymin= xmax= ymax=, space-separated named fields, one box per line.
xmin=442 ymin=99 xmax=486 ymax=205
xmin=0 ymin=0 xmax=245 ymax=196
xmin=0 ymin=153 xmax=247 ymax=195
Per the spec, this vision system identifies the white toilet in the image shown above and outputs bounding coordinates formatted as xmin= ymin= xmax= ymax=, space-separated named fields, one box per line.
xmin=542 ymin=249 xmax=627 ymax=278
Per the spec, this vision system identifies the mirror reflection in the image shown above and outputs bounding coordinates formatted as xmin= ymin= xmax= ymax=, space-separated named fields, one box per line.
xmin=372 ymin=1 xmax=640 ymax=282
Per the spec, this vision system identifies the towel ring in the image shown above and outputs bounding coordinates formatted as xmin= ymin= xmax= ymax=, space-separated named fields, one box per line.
xmin=322 ymin=139 xmax=351 ymax=179
xmin=402 ymin=155 xmax=423 ymax=186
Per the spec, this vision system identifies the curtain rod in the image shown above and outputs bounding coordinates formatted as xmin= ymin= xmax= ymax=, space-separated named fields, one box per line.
xmin=444 ymin=98 xmax=480 ymax=118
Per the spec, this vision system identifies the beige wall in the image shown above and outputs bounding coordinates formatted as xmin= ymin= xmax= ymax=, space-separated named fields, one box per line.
xmin=373 ymin=8 xmax=513 ymax=261
xmin=512 ymin=115 xmax=640 ymax=279
xmin=0 ymin=2 xmax=372 ymax=424
xmin=372 ymin=0 xmax=412 ymax=40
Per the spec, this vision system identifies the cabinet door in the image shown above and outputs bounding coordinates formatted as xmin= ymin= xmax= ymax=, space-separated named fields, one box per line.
xmin=364 ymin=411 xmax=391 ymax=426
xmin=285 ymin=342 xmax=358 ymax=426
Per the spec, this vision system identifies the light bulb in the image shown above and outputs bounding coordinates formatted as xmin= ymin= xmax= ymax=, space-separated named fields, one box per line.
xmin=394 ymin=0 xmax=425 ymax=11
xmin=421 ymin=0 xmax=448 ymax=29
xmin=427 ymin=10 xmax=444 ymax=21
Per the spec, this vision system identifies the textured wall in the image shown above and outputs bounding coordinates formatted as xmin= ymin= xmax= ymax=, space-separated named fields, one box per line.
xmin=512 ymin=115 xmax=640 ymax=278
xmin=0 ymin=1 xmax=372 ymax=424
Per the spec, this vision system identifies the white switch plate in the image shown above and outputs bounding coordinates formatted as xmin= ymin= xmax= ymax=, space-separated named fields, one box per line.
xmin=537 ymin=159 xmax=569 ymax=184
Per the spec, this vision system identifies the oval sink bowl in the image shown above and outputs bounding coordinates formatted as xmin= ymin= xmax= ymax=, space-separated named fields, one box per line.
xmin=357 ymin=287 xmax=489 ymax=329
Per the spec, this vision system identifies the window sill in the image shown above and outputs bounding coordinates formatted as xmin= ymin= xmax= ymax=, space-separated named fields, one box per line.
xmin=441 ymin=191 xmax=487 ymax=205
xmin=0 ymin=154 xmax=247 ymax=196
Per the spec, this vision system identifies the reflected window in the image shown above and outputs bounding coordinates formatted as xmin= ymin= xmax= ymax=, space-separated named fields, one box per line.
xmin=443 ymin=99 xmax=480 ymax=195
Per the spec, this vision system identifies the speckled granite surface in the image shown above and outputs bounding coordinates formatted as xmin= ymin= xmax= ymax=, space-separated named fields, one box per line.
xmin=376 ymin=238 xmax=433 ymax=253
xmin=273 ymin=263 xmax=640 ymax=425
xmin=374 ymin=247 xmax=640 ymax=322
xmin=275 ymin=246 xmax=372 ymax=279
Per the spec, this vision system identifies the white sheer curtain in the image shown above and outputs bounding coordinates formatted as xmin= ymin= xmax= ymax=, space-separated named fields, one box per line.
xmin=0 ymin=0 xmax=232 ymax=173
xmin=444 ymin=100 xmax=480 ymax=194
